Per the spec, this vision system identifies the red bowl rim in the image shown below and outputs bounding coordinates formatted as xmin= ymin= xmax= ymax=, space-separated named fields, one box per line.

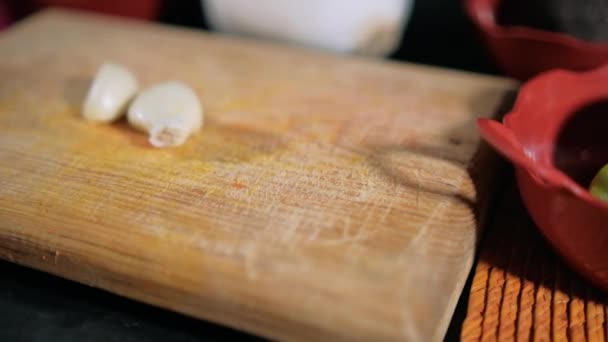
xmin=502 ymin=64 xmax=608 ymax=210
xmin=464 ymin=0 xmax=608 ymax=53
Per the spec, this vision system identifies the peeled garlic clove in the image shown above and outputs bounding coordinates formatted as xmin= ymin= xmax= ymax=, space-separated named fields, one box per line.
xmin=83 ymin=63 xmax=139 ymax=122
xmin=127 ymin=81 xmax=203 ymax=148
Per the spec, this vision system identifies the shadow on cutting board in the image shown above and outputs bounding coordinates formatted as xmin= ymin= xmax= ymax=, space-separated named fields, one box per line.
xmin=364 ymin=87 xmax=517 ymax=244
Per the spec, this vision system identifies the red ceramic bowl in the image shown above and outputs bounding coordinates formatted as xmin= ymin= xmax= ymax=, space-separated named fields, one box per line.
xmin=36 ymin=0 xmax=161 ymax=19
xmin=478 ymin=65 xmax=608 ymax=291
xmin=465 ymin=0 xmax=608 ymax=81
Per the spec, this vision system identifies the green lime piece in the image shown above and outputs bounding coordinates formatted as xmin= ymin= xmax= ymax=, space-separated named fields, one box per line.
xmin=590 ymin=164 xmax=608 ymax=201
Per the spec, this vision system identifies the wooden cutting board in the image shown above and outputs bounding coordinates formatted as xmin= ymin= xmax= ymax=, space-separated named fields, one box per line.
xmin=0 ymin=9 xmax=517 ymax=341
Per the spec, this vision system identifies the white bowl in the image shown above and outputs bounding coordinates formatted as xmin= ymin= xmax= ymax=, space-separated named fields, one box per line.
xmin=203 ymin=0 xmax=414 ymax=57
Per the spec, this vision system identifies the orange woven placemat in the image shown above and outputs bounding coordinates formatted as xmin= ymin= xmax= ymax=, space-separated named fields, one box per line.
xmin=461 ymin=183 xmax=608 ymax=341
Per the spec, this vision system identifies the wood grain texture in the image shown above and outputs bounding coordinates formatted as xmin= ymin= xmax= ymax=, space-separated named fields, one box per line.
xmin=461 ymin=183 xmax=608 ymax=342
xmin=0 ymin=9 xmax=516 ymax=341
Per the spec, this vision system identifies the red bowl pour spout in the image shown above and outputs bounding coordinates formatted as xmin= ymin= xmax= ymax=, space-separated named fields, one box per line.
xmin=478 ymin=118 xmax=582 ymax=195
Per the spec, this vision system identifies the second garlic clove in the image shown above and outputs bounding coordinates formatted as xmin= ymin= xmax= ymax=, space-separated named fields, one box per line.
xmin=127 ymin=81 xmax=203 ymax=148
xmin=83 ymin=63 xmax=139 ymax=122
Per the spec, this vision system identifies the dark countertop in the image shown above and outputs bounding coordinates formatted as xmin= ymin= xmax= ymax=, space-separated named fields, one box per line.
xmin=0 ymin=1 xmax=501 ymax=341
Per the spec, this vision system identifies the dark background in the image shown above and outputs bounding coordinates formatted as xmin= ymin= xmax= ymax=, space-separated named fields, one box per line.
xmin=1 ymin=1 xmax=503 ymax=341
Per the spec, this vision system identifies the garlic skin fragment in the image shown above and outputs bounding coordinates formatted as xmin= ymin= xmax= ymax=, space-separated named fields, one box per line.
xmin=83 ymin=63 xmax=139 ymax=122
xmin=127 ymin=82 xmax=203 ymax=148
